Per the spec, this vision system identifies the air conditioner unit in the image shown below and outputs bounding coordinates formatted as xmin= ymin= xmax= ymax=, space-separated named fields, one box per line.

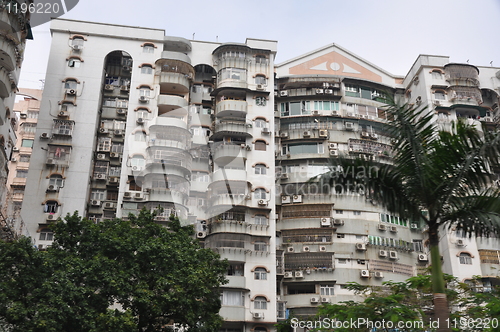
xmin=123 ymin=65 xmax=131 ymax=71
xmin=328 ymin=142 xmax=338 ymax=149
xmin=361 ymin=131 xmax=370 ymax=138
xmin=120 ymin=85 xmax=130 ymax=91
xmin=389 ymin=251 xmax=398 ymax=259
xmin=253 ymin=312 xmax=264 ymax=319
xmin=99 ymin=128 xmax=109 ymax=134
xmin=47 ymin=184 xmax=58 ymax=192
xmin=123 ymin=192 xmax=132 ymax=199
xmin=20 ymin=113 xmax=27 ymax=119
xmin=294 ymin=271 xmax=304 ymax=278
xmin=11 ymin=157 xmax=17 ymax=162
xmin=261 ymin=127 xmax=270 ymax=135
xmin=104 ymin=202 xmax=116 ymax=209
xmin=281 ymin=195 xmax=291 ymax=204
xmin=258 ymin=199 xmax=267 ymax=206
xmin=280 ymin=90 xmax=288 ymax=97
xmin=379 ymin=250 xmax=388 ymax=257
xmin=456 ymin=239 xmax=465 ymax=246
xmin=132 ymin=166 xmax=143 ymax=171
xmin=58 ymin=111 xmax=68 ymax=117
xmin=310 ymin=297 xmax=319 ymax=304
xmin=320 ymin=217 xmax=332 ymax=227
xmin=345 ymin=122 xmax=354 ymax=130
xmin=319 ymin=246 xmax=327 ymax=252
xmin=40 ymin=133 xmax=49 ymax=139
xmin=137 ymin=118 xmax=144 ymax=124
xmin=91 ymin=200 xmax=101 ymax=207
xmin=94 ymin=174 xmax=106 ymax=180
xmin=96 ymin=153 xmax=106 ymax=160
xmin=378 ymin=224 xmax=387 ymax=231
xmin=418 ymin=254 xmax=429 ymax=262
xmin=116 ymin=109 xmax=127 ymax=115
xmin=71 ymin=44 xmax=82 ymax=51
xmin=333 ymin=219 xmax=344 ymax=226
xmin=303 ymin=130 xmax=311 ymax=137
xmin=325 ymin=89 xmax=334 ymax=94
xmin=319 ymin=130 xmax=328 ymax=138
xmin=331 ymin=110 xmax=339 ymax=116
xmin=434 ymin=100 xmax=441 ymax=106
xmin=139 ymin=96 xmax=148 ymax=102
xmin=356 ymin=243 xmax=367 ymax=251
xmin=292 ymin=194 xmax=302 ymax=203
xmin=312 ymin=110 xmax=320 ymax=115
xmin=197 ymin=231 xmax=207 ymax=239
xmin=65 ymin=89 xmax=76 ymax=96
xmin=256 ymin=84 xmax=264 ymax=90
xmin=371 ymin=133 xmax=378 ymax=140
xmin=281 ymin=173 xmax=289 ymax=179
xmin=329 ymin=150 xmax=338 ymax=156
xmin=390 ymin=226 xmax=398 ymax=232
xmin=108 ymin=177 xmax=119 ymax=184
xmin=360 ymin=270 xmax=370 ymax=278
xmin=315 ymin=89 xmax=324 ymax=94
xmin=46 ymin=158 xmax=55 ymax=165
xmin=284 ymin=271 xmax=293 ymax=278
xmin=114 ymin=129 xmax=124 ymax=136
xmin=104 ymin=84 xmax=114 ymax=91
xmin=110 ymin=152 xmax=119 ymax=158
xmin=134 ymin=192 xmax=144 ymax=200
xmin=410 ymin=223 xmax=419 ymax=230
xmin=287 ymin=247 xmax=295 ymax=253
xmin=374 ymin=271 xmax=384 ymax=278
xmin=280 ymin=132 xmax=289 ymax=138
xmin=302 ymin=246 xmax=310 ymax=252
xmin=321 ymin=297 xmax=330 ymax=303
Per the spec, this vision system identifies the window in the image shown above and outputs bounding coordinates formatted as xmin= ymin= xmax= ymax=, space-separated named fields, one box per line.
xmin=434 ymin=90 xmax=446 ymax=100
xmin=19 ymin=155 xmax=30 ymax=162
xmin=254 ymin=118 xmax=267 ymax=128
xmin=136 ymin=109 xmax=150 ymax=120
xmin=143 ymin=44 xmax=155 ymax=53
xmin=27 ymin=111 xmax=38 ymax=119
xmin=141 ymin=65 xmax=153 ymax=74
xmin=135 ymin=131 xmax=147 ymax=142
xmin=97 ymin=137 xmax=111 ymax=152
xmin=39 ymin=228 xmax=54 ymax=241
xmin=255 ymin=55 xmax=268 ymax=64
xmin=16 ymin=170 xmax=28 ymax=178
xmin=255 ymin=75 xmax=267 ymax=85
xmin=21 ymin=139 xmax=34 ymax=148
xmin=221 ymin=290 xmax=244 ymax=306
xmin=71 ymin=37 xmax=84 ymax=47
xmin=254 ymin=296 xmax=267 ymax=310
xmin=254 ymin=140 xmax=266 ymax=151
xmin=459 ymin=253 xmax=472 ymax=265
xmin=413 ymin=240 xmax=423 ymax=252
xmin=353 ymin=211 xmax=361 ymax=215
xmin=320 ymin=285 xmax=335 ymax=296
xmin=130 ymin=155 xmax=145 ymax=168
xmin=285 ymin=143 xmax=324 ymax=155
xmin=255 ymin=164 xmax=267 ymax=175
xmin=93 ymin=161 xmax=108 ymax=178
xmin=64 ymin=79 xmax=78 ymax=90
xmin=21 ymin=123 xmax=36 ymax=134
xmin=192 ymin=172 xmax=210 ymax=182
xmin=218 ymin=68 xmax=246 ymax=81
xmin=254 ymin=214 xmax=268 ymax=225
xmin=139 ymin=86 xmax=151 ymax=97
xmin=68 ymin=58 xmax=81 ymax=68
xmin=313 ymin=101 xmax=339 ymax=111
xmin=254 ymin=188 xmax=266 ymax=199
xmin=49 ymin=175 xmax=64 ymax=187
xmin=227 ymin=263 xmax=244 ymax=276
xmin=129 ymin=179 xmax=142 ymax=191
xmin=44 ymin=200 xmax=59 ymax=214
xmin=53 ymin=120 xmax=74 ymax=135
xmin=90 ymin=189 xmax=106 ymax=201
xmin=254 ymin=267 xmax=267 ymax=280
xmin=431 ymin=70 xmax=443 ymax=79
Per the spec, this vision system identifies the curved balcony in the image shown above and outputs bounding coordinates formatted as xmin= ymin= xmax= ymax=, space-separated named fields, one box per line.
xmin=148 ymin=138 xmax=190 ymax=151
xmin=444 ymin=63 xmax=480 ymax=87
xmin=212 ymin=143 xmax=247 ymax=165
xmin=190 ymin=180 xmax=209 ymax=193
xmin=448 ymin=86 xmax=482 ymax=106
xmin=163 ymin=37 xmax=192 ymax=53
xmin=146 ymin=188 xmax=188 ymax=206
xmin=209 ymin=220 xmax=269 ymax=237
xmin=158 ymin=72 xmax=190 ymax=95
xmin=215 ymin=100 xmax=248 ymax=118
xmin=210 ymin=193 xmax=248 ymax=209
xmin=146 ymin=149 xmax=192 ymax=175
xmin=151 ymin=116 xmax=188 ymax=130
xmin=211 ymin=168 xmax=248 ymax=184
xmin=157 ymin=94 xmax=189 ymax=114
xmin=0 ymin=36 xmax=17 ymax=71
xmin=216 ymin=77 xmax=248 ymax=91
xmin=211 ymin=121 xmax=253 ymax=140
xmin=0 ymin=67 xmax=12 ymax=98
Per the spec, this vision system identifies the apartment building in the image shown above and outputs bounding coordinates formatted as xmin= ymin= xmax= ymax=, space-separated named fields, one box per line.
xmin=0 ymin=1 xmax=33 ymax=240
xmin=20 ymin=18 xmax=500 ymax=328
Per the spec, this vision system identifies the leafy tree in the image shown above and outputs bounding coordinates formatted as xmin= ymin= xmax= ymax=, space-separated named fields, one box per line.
xmin=0 ymin=210 xmax=228 ymax=332
xmin=313 ymin=97 xmax=500 ymax=331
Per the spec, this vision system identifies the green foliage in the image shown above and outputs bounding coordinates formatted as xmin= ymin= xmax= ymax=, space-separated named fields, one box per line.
xmin=0 ymin=210 xmax=228 ymax=332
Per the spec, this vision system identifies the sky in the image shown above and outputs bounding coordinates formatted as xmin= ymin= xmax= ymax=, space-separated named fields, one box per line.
xmin=19 ymin=0 xmax=500 ymax=90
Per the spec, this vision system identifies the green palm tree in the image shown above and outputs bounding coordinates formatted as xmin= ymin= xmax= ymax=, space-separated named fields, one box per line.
xmin=313 ymin=98 xmax=500 ymax=332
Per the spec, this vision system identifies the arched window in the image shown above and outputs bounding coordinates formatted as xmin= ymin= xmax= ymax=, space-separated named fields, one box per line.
xmin=255 ymin=75 xmax=267 ymax=85
xmin=434 ymin=90 xmax=446 ymax=100
xmin=254 ymin=118 xmax=267 ymax=128
xmin=254 ymin=188 xmax=266 ymax=199
xmin=71 ymin=36 xmax=85 ymax=48
xmin=459 ymin=252 xmax=472 ymax=265
xmin=254 ymin=267 xmax=267 ymax=280
xmin=255 ymin=55 xmax=268 ymax=64
xmin=254 ymin=296 xmax=267 ymax=309
xmin=431 ymin=70 xmax=443 ymax=79
xmin=141 ymin=64 xmax=153 ymax=74
xmin=130 ymin=155 xmax=145 ymax=168
xmin=64 ymin=79 xmax=78 ymax=90
xmin=68 ymin=57 xmax=82 ymax=68
xmin=254 ymin=164 xmax=266 ymax=175
xmin=254 ymin=214 xmax=268 ymax=225
xmin=49 ymin=174 xmax=64 ymax=188
xmin=254 ymin=140 xmax=266 ymax=151
xmin=139 ymin=85 xmax=152 ymax=97
xmin=134 ymin=131 xmax=147 ymax=142
xmin=44 ymin=200 xmax=59 ymax=214
xmin=143 ymin=43 xmax=155 ymax=53
xmin=39 ymin=228 xmax=54 ymax=241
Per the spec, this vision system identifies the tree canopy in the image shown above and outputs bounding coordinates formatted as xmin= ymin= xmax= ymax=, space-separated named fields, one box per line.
xmin=0 ymin=210 xmax=228 ymax=332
